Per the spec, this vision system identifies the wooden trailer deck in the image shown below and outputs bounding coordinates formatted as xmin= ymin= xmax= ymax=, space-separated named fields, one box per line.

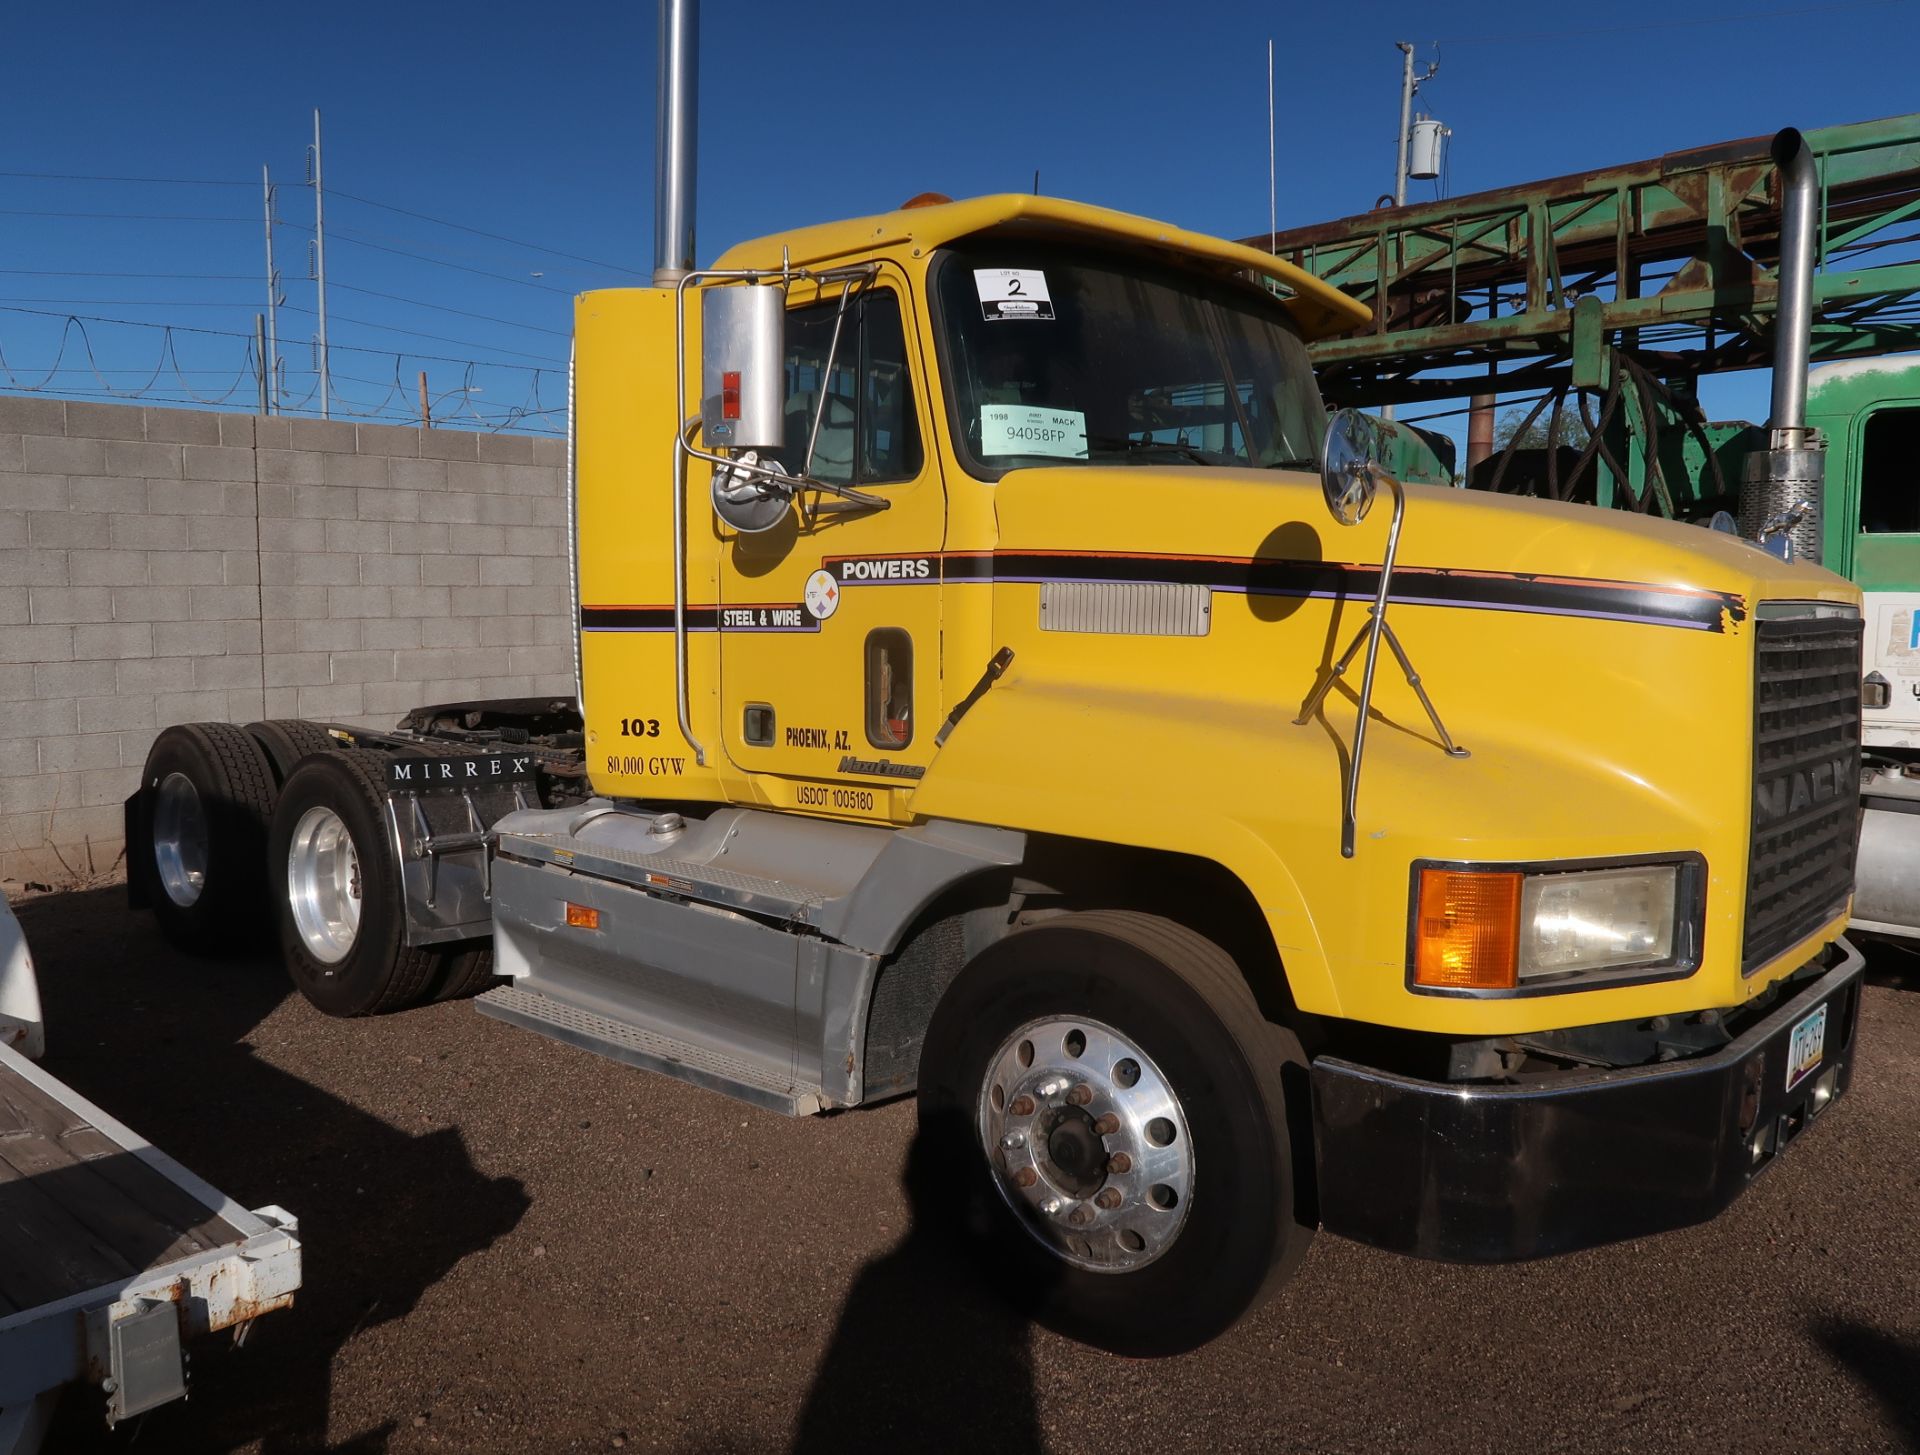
xmin=0 ymin=1064 xmax=247 ymax=1316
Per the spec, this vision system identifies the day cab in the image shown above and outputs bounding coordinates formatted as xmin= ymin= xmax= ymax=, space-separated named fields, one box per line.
xmin=516 ymin=192 xmax=1868 ymax=1353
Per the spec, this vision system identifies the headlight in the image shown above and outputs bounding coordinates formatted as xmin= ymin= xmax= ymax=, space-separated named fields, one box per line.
xmin=1519 ymin=865 xmax=1677 ymax=977
xmin=1412 ymin=858 xmax=1697 ymax=994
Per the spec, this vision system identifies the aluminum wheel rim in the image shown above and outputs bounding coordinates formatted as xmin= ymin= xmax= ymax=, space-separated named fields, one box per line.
xmin=977 ymin=1015 xmax=1194 ymax=1274
xmin=152 ymin=771 xmax=209 ymax=909
xmin=287 ymin=805 xmax=362 ymax=964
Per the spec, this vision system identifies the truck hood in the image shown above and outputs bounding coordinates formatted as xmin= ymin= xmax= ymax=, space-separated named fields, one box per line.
xmin=992 ymin=465 xmax=1856 ymax=619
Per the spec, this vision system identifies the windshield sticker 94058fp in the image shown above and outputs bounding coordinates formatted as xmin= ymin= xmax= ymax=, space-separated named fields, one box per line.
xmin=975 ymin=268 xmax=1054 ymax=321
xmin=981 ymin=405 xmax=1088 ymax=460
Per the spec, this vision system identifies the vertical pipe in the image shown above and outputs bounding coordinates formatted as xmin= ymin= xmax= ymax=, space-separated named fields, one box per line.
xmin=255 ymin=314 xmax=269 ymax=416
xmin=1467 ymin=392 xmax=1495 ymax=473
xmin=262 ymin=166 xmax=278 ymax=415
xmin=311 ymin=110 xmax=330 ymax=419
xmin=653 ymin=0 xmax=699 ymax=285
xmin=1769 ymin=127 xmax=1817 ymax=432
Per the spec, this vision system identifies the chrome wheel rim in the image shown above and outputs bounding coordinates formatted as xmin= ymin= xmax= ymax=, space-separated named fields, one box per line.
xmin=152 ymin=771 xmax=209 ymax=909
xmin=287 ymin=805 xmax=362 ymax=964
xmin=977 ymin=1015 xmax=1194 ymax=1273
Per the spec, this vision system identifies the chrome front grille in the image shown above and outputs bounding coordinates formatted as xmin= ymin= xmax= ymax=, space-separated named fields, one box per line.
xmin=1744 ymin=608 xmax=1862 ymax=972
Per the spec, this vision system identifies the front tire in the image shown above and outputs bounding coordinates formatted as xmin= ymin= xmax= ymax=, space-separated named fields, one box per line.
xmin=917 ymin=911 xmax=1310 ymax=1356
xmin=268 ymin=750 xmax=453 ymax=1017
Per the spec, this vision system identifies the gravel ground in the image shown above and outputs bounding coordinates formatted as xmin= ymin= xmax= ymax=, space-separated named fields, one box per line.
xmin=15 ymin=881 xmax=1920 ymax=1455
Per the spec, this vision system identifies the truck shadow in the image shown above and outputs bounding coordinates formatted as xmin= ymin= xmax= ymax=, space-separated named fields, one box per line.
xmin=1811 ymin=1315 xmax=1920 ymax=1448
xmin=18 ymin=885 xmax=530 ymax=1455
xmin=787 ymin=1110 xmax=1047 ymax=1455
xmin=1857 ymin=935 xmax=1919 ymax=993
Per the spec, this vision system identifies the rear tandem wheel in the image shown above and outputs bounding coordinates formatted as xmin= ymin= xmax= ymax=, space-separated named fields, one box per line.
xmin=137 ymin=722 xmax=278 ymax=953
xmin=267 ymin=748 xmax=484 ymax=1017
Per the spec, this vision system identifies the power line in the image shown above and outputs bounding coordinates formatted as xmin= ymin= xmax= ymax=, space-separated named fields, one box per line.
xmin=0 ymin=169 xmax=248 ymax=186
xmin=329 ymin=228 xmax=576 ymax=293
xmin=1 ymin=169 xmax=630 ymax=281
xmin=0 ymin=297 xmax=269 ymax=308
xmin=324 ymin=187 xmax=645 ymax=277
xmin=1441 ymin=0 xmax=1901 ymax=43
xmin=0 ymin=268 xmax=258 ymax=280
xmin=328 ymin=281 xmax=569 ymax=337
xmin=279 ymin=302 xmax=564 ymax=364
xmin=0 ymin=276 xmax=566 ymax=342
xmin=0 ymin=208 xmax=256 ymax=222
xmin=0 ymin=304 xmax=560 ymax=372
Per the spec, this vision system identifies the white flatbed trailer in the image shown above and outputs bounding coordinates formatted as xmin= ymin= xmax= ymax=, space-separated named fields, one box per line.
xmin=0 ymin=893 xmax=300 ymax=1453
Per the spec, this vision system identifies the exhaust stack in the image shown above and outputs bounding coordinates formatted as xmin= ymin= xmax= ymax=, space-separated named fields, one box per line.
xmin=1738 ymin=128 xmax=1825 ymax=563
xmin=652 ymin=0 xmax=698 ymax=286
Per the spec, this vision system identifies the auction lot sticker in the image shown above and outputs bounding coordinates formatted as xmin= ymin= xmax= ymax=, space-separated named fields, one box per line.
xmin=980 ymin=405 xmax=1088 ymax=460
xmin=975 ymin=268 xmax=1054 ymax=321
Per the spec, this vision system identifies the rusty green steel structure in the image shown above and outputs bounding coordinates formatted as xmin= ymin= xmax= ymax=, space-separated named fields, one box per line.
xmin=1254 ymin=113 xmax=1920 ymax=516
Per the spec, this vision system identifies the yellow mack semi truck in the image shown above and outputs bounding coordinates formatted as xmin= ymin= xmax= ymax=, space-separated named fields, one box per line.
xmin=127 ymin=1 xmax=1866 ymax=1355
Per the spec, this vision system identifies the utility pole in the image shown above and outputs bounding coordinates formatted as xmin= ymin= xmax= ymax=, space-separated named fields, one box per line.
xmin=1267 ymin=39 xmax=1276 ymax=256
xmin=255 ymin=314 xmax=269 ymax=416
xmin=419 ymin=370 xmax=431 ymax=428
xmin=307 ymin=109 xmax=331 ymax=419
xmin=1386 ymin=43 xmax=1439 ymax=422
xmin=1393 ymin=43 xmax=1439 ymax=206
xmin=261 ymin=166 xmax=280 ymax=414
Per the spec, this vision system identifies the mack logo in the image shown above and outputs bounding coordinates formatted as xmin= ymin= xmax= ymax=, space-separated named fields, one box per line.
xmin=834 ymin=557 xmax=933 ymax=583
xmin=1755 ymin=757 xmax=1849 ymax=824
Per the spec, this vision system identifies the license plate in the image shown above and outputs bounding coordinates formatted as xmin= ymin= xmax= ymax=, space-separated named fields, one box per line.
xmin=383 ymin=752 xmax=538 ymax=791
xmin=1785 ymin=1004 xmax=1828 ymax=1092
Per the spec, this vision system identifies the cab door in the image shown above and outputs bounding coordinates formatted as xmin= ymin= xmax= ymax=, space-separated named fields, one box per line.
xmin=1846 ymin=398 xmax=1920 ymax=744
xmin=714 ymin=265 xmax=946 ymax=820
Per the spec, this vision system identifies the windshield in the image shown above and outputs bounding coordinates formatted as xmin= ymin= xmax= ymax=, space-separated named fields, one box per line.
xmin=933 ymin=240 xmax=1327 ymax=479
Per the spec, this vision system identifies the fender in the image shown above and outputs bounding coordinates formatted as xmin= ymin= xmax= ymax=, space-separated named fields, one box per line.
xmin=909 ymin=680 xmax=1342 ymax=1015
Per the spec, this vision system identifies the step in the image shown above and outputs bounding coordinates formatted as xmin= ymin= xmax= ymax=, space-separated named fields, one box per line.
xmin=475 ymin=984 xmax=821 ymax=1117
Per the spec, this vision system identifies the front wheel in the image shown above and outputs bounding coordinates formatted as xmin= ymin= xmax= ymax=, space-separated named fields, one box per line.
xmin=917 ymin=911 xmax=1310 ymax=1356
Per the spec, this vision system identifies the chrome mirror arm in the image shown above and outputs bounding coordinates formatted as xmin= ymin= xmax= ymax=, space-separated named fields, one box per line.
xmin=1294 ymin=464 xmax=1468 ymax=858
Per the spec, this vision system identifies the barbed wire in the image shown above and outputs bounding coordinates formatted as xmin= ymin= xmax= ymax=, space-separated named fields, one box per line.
xmin=0 ymin=307 xmax=562 ymax=435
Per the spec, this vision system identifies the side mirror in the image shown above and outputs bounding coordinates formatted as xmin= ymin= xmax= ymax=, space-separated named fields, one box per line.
xmin=701 ymin=283 xmax=791 ymax=532
xmin=700 ymin=283 xmax=786 ymax=451
xmin=1320 ymin=409 xmax=1383 ymax=526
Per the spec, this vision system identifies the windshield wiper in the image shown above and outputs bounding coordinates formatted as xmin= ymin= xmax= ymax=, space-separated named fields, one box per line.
xmin=1264 ymin=457 xmax=1318 ymax=471
xmin=1086 ymin=435 xmax=1223 ymax=466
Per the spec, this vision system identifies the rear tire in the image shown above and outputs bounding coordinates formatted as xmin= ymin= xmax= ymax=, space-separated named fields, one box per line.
xmin=917 ymin=910 xmax=1310 ymax=1356
xmin=427 ymin=946 xmax=498 ymax=1003
xmin=268 ymin=749 xmax=454 ymax=1017
xmin=246 ymin=719 xmax=341 ymax=785
xmin=138 ymin=723 xmax=277 ymax=954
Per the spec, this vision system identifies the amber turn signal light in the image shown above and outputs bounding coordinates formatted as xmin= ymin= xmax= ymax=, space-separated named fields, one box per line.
xmin=564 ymin=902 xmax=601 ymax=930
xmin=1413 ymin=869 xmax=1521 ymax=990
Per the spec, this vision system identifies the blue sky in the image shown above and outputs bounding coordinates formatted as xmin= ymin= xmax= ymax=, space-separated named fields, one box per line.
xmin=1 ymin=0 xmax=1916 ymax=439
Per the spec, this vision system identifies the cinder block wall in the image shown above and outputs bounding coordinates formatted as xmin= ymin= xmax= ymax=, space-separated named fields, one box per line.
xmin=0 ymin=396 xmax=570 ymax=883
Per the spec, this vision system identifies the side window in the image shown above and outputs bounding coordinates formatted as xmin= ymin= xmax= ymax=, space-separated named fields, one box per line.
xmin=782 ymin=289 xmax=923 ymax=487
xmin=1859 ymin=407 xmax=1920 ymax=533
xmin=865 ymin=628 xmax=913 ymax=749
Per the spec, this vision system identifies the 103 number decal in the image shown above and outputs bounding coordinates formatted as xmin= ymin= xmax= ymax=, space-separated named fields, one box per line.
xmin=619 ymin=716 xmax=661 ymax=737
